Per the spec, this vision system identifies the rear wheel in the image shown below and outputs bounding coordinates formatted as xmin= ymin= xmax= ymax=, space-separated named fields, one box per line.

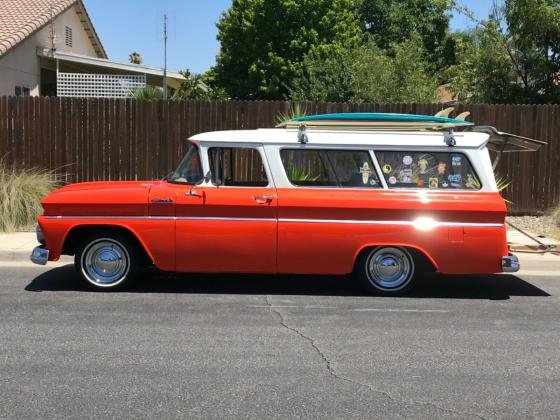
xmin=356 ymin=247 xmax=416 ymax=296
xmin=75 ymin=234 xmax=139 ymax=291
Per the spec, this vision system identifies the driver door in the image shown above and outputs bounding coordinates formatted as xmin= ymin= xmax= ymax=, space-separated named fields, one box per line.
xmin=175 ymin=145 xmax=278 ymax=273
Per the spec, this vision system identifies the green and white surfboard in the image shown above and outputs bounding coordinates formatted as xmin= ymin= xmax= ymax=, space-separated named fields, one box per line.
xmin=277 ymin=112 xmax=474 ymax=131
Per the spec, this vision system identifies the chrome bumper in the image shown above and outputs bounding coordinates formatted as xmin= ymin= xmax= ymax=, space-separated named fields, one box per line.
xmin=30 ymin=246 xmax=49 ymax=265
xmin=502 ymin=255 xmax=520 ymax=273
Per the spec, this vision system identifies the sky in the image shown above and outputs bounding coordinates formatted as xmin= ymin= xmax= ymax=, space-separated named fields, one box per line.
xmin=83 ymin=0 xmax=497 ymax=74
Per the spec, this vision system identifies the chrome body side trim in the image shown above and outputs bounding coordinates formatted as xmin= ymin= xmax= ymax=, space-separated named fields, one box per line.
xmin=43 ymin=215 xmax=503 ymax=228
xmin=278 ymin=218 xmax=503 ymax=228
xmin=30 ymin=246 xmax=49 ymax=265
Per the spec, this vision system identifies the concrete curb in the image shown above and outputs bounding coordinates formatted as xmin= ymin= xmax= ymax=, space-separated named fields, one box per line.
xmin=0 ymin=250 xmax=33 ymax=262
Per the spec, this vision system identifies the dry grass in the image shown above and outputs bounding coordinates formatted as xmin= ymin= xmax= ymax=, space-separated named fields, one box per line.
xmin=0 ymin=161 xmax=58 ymax=232
xmin=550 ymin=205 xmax=560 ymax=240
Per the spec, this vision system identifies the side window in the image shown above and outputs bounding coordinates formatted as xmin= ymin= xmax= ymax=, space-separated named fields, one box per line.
xmin=375 ymin=151 xmax=481 ymax=190
xmin=209 ymin=147 xmax=268 ymax=187
xmin=281 ymin=149 xmax=381 ymax=188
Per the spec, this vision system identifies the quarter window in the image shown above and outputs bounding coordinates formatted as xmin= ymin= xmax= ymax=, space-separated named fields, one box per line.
xmin=281 ymin=149 xmax=381 ymax=188
xmin=209 ymin=147 xmax=268 ymax=187
xmin=375 ymin=151 xmax=481 ymax=190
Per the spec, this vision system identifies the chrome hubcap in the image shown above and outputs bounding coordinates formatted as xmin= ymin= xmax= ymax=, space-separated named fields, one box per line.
xmin=82 ymin=240 xmax=130 ymax=285
xmin=366 ymin=247 xmax=413 ymax=290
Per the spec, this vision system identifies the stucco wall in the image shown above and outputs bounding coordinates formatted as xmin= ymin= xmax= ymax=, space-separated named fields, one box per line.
xmin=0 ymin=5 xmax=99 ymax=96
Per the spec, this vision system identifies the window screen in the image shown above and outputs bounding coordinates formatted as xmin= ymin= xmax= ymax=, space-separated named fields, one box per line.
xmin=281 ymin=149 xmax=381 ymax=188
xmin=209 ymin=147 xmax=268 ymax=187
xmin=375 ymin=151 xmax=481 ymax=190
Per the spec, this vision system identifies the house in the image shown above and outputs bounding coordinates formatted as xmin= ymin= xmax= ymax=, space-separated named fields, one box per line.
xmin=0 ymin=0 xmax=184 ymax=98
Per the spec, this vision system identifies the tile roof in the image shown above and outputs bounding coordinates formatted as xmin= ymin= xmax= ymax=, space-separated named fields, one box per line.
xmin=0 ymin=0 xmax=77 ymax=56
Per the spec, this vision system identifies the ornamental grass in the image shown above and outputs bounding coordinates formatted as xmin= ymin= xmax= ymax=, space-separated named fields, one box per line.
xmin=0 ymin=160 xmax=58 ymax=232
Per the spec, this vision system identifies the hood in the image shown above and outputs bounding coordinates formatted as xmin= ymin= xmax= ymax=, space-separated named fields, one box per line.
xmin=41 ymin=181 xmax=160 ymax=217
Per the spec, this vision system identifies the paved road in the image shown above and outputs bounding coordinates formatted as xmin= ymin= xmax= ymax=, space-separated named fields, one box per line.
xmin=1 ymin=256 xmax=559 ymax=419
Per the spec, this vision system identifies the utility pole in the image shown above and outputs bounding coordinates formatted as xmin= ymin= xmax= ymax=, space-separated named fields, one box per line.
xmin=163 ymin=13 xmax=168 ymax=100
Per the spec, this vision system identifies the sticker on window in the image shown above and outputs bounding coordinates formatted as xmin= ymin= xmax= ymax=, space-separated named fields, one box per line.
xmin=374 ymin=151 xmax=481 ymax=190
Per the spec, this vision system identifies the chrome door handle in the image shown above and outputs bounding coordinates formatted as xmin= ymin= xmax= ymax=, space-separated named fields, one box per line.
xmin=254 ymin=195 xmax=273 ymax=204
xmin=186 ymin=189 xmax=204 ymax=198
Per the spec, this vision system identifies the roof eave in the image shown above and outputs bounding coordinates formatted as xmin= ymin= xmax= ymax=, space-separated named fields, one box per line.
xmin=74 ymin=0 xmax=107 ymax=59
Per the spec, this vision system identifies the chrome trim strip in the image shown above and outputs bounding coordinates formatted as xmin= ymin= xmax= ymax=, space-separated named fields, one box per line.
xmin=45 ymin=215 xmax=276 ymax=222
xmin=44 ymin=215 xmax=502 ymax=227
xmin=278 ymin=218 xmax=503 ymax=228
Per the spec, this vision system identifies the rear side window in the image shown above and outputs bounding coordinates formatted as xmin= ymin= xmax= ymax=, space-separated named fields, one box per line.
xmin=280 ymin=149 xmax=381 ymax=188
xmin=209 ymin=147 xmax=268 ymax=187
xmin=375 ymin=151 xmax=481 ymax=190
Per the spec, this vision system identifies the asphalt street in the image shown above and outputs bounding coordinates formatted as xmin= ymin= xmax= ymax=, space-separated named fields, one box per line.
xmin=0 ymin=256 xmax=559 ymax=419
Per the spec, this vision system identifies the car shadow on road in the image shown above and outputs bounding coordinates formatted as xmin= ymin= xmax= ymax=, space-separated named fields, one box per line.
xmin=25 ymin=265 xmax=551 ymax=300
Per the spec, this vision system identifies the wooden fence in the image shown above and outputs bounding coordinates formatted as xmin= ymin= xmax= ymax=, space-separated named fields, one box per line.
xmin=0 ymin=96 xmax=558 ymax=214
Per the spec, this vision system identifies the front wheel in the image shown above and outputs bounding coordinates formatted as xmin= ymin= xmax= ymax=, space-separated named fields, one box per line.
xmin=75 ymin=234 xmax=139 ymax=291
xmin=356 ymin=247 xmax=416 ymax=296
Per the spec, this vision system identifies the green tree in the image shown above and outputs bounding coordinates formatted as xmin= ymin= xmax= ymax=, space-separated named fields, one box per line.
xmin=292 ymin=35 xmax=438 ymax=103
xmin=448 ymin=0 xmax=560 ymax=103
xmin=358 ymin=0 xmax=453 ymax=71
xmin=445 ymin=26 xmax=521 ymax=103
xmin=505 ymin=0 xmax=560 ymax=101
xmin=172 ymin=70 xmax=229 ymax=101
xmin=214 ymin=0 xmax=362 ymax=100
xmin=290 ymin=45 xmax=355 ymax=102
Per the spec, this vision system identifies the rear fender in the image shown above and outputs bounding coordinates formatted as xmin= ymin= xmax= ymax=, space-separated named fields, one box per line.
xmin=353 ymin=243 xmax=439 ymax=273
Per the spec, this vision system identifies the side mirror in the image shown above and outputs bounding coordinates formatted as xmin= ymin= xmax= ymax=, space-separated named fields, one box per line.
xmin=204 ymin=171 xmax=212 ymax=183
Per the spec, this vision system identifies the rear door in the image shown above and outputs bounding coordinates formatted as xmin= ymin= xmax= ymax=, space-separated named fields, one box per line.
xmin=174 ymin=145 xmax=278 ymax=273
xmin=276 ymin=148 xmax=384 ymax=274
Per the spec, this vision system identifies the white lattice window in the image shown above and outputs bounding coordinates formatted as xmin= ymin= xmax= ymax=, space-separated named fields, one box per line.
xmin=65 ymin=26 xmax=72 ymax=47
xmin=57 ymin=73 xmax=146 ymax=98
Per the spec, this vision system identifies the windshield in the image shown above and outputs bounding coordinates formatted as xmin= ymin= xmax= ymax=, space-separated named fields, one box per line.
xmin=168 ymin=142 xmax=203 ymax=184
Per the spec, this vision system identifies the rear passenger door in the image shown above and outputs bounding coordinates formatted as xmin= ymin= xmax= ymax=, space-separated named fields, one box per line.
xmin=276 ymin=149 xmax=385 ymax=274
xmin=175 ymin=145 xmax=278 ymax=273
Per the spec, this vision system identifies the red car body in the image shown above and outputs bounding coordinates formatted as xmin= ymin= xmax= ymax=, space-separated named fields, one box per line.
xmin=37 ymin=181 xmax=508 ymax=275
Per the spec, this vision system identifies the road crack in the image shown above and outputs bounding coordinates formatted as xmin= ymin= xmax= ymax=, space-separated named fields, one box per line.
xmin=264 ymin=295 xmax=490 ymax=420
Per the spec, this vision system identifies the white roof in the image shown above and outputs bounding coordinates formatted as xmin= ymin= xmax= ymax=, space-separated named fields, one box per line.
xmin=189 ymin=128 xmax=490 ymax=149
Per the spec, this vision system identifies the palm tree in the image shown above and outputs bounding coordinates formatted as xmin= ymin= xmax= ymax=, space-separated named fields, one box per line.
xmin=129 ymin=52 xmax=143 ymax=65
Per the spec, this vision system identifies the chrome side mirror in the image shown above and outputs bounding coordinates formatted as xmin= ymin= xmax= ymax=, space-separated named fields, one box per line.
xmin=204 ymin=170 xmax=212 ymax=183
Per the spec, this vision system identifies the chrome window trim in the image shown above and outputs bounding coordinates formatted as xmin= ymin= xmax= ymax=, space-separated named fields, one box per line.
xmin=373 ymin=149 xmax=484 ymax=191
xmin=204 ymin=144 xmax=274 ymax=189
xmin=369 ymin=150 xmax=388 ymax=189
xmin=278 ymin=147 xmax=384 ymax=190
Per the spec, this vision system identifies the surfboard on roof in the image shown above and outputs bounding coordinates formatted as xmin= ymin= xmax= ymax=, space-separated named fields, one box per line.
xmin=276 ymin=111 xmax=474 ymax=131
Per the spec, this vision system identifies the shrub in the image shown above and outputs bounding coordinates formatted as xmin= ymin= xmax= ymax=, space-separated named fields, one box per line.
xmin=0 ymin=161 xmax=58 ymax=232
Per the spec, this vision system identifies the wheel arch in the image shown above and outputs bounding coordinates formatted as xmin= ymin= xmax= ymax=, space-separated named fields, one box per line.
xmin=353 ymin=243 xmax=438 ymax=274
xmin=61 ymin=224 xmax=154 ymax=266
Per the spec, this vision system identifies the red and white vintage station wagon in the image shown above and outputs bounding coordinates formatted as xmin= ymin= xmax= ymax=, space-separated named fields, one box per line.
xmin=30 ymin=112 xmax=545 ymax=295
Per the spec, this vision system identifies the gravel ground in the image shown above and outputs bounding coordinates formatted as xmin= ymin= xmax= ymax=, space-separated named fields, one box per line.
xmin=507 ymin=214 xmax=560 ymax=240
